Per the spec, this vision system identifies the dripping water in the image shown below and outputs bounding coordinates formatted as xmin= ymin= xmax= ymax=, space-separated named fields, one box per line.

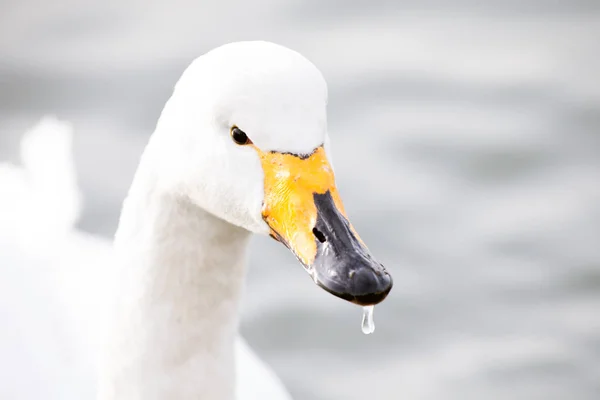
xmin=361 ymin=305 xmax=375 ymax=334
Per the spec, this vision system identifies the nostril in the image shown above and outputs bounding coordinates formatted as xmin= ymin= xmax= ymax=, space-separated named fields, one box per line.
xmin=312 ymin=227 xmax=326 ymax=243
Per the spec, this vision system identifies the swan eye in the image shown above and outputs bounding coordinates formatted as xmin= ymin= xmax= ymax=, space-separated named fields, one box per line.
xmin=230 ymin=126 xmax=252 ymax=145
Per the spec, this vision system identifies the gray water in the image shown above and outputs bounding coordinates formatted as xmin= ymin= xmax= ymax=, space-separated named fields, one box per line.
xmin=1 ymin=1 xmax=599 ymax=399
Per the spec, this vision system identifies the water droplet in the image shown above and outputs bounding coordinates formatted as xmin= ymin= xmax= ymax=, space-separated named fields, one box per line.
xmin=361 ymin=305 xmax=375 ymax=335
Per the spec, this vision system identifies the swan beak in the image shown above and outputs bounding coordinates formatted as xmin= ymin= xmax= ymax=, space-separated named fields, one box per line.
xmin=257 ymin=146 xmax=393 ymax=306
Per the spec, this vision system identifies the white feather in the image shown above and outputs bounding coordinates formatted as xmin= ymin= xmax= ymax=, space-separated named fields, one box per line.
xmin=1 ymin=41 xmax=333 ymax=400
xmin=0 ymin=117 xmax=292 ymax=400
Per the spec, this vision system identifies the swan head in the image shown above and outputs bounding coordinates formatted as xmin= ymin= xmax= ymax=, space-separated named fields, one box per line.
xmin=152 ymin=41 xmax=392 ymax=306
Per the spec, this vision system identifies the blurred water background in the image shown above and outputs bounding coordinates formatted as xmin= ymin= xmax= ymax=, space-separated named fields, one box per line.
xmin=1 ymin=1 xmax=599 ymax=399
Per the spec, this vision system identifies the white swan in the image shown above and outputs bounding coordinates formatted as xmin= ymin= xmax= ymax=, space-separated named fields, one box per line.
xmin=0 ymin=41 xmax=392 ymax=400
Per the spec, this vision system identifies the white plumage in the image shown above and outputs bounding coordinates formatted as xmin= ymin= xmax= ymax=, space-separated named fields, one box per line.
xmin=0 ymin=115 xmax=292 ymax=400
xmin=0 ymin=40 xmax=340 ymax=400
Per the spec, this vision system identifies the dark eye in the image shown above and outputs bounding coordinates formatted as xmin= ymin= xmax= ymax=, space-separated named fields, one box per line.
xmin=230 ymin=126 xmax=252 ymax=145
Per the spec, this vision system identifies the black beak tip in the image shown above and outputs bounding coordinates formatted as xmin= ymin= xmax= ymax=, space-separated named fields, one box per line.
xmin=308 ymin=190 xmax=394 ymax=307
xmin=350 ymin=267 xmax=393 ymax=306
xmin=316 ymin=267 xmax=393 ymax=306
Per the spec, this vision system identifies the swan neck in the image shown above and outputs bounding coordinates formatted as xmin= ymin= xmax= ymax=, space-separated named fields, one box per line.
xmin=99 ymin=158 xmax=250 ymax=400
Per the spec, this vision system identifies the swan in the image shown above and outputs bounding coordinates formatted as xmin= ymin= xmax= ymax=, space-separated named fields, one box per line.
xmin=0 ymin=41 xmax=392 ymax=400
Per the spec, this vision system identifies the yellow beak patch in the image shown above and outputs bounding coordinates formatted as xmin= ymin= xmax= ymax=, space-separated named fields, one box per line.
xmin=252 ymin=145 xmax=352 ymax=265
